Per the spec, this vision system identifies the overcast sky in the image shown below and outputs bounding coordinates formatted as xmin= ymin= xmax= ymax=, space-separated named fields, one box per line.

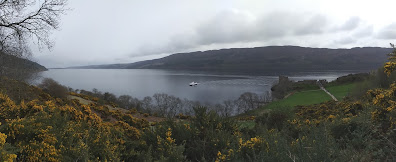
xmin=32 ymin=0 xmax=396 ymax=68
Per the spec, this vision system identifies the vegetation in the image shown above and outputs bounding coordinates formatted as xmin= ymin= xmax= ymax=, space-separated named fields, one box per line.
xmin=0 ymin=0 xmax=67 ymax=56
xmin=0 ymin=0 xmax=65 ymax=82
xmin=38 ymin=78 xmax=69 ymax=99
xmin=325 ymin=83 xmax=357 ymax=100
xmin=69 ymin=88 xmax=271 ymax=118
xmin=0 ymin=52 xmax=47 ymax=81
xmin=266 ymin=90 xmax=332 ymax=110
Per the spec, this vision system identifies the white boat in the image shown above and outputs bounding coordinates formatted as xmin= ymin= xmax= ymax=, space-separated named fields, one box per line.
xmin=189 ymin=82 xmax=199 ymax=86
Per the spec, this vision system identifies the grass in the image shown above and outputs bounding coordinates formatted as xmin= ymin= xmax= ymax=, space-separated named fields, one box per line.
xmin=266 ymin=90 xmax=332 ymax=109
xmin=325 ymin=83 xmax=357 ymax=100
xmin=245 ymin=89 xmax=332 ymax=116
xmin=238 ymin=120 xmax=255 ymax=129
xmin=243 ymin=82 xmax=358 ymax=118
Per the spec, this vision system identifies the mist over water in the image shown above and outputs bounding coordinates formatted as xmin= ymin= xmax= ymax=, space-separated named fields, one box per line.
xmin=37 ymin=69 xmax=358 ymax=104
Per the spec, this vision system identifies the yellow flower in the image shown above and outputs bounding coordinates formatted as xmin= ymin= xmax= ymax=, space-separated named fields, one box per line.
xmin=342 ymin=117 xmax=351 ymax=123
xmin=0 ymin=133 xmax=7 ymax=147
xmin=327 ymin=115 xmax=336 ymax=120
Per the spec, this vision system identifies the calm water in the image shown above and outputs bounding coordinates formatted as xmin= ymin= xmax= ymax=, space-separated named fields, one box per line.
xmin=37 ymin=69 xmax=358 ymax=104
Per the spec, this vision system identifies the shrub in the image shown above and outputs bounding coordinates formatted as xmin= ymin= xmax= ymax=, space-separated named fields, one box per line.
xmin=176 ymin=113 xmax=190 ymax=119
xmin=255 ymin=111 xmax=288 ymax=131
xmin=129 ymin=108 xmax=137 ymax=114
xmin=38 ymin=78 xmax=68 ymax=99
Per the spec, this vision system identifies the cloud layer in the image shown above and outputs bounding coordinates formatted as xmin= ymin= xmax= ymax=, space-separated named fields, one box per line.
xmin=134 ymin=10 xmax=377 ymax=57
xmin=31 ymin=0 xmax=396 ymax=68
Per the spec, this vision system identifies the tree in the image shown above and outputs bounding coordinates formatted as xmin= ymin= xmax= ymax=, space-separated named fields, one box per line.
xmin=103 ymin=92 xmax=117 ymax=103
xmin=118 ymin=95 xmax=132 ymax=109
xmin=38 ymin=78 xmax=68 ymax=98
xmin=384 ymin=43 xmax=396 ymax=76
xmin=141 ymin=96 xmax=153 ymax=113
xmin=236 ymin=92 xmax=259 ymax=113
xmin=153 ymin=93 xmax=183 ymax=118
xmin=0 ymin=0 xmax=67 ymax=56
xmin=222 ymin=99 xmax=236 ymax=117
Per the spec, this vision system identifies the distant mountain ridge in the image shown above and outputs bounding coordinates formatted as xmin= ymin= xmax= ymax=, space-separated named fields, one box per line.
xmin=71 ymin=46 xmax=393 ymax=73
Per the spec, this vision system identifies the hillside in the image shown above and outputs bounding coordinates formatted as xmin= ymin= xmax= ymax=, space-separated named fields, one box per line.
xmin=72 ymin=46 xmax=392 ymax=73
xmin=0 ymin=52 xmax=47 ymax=79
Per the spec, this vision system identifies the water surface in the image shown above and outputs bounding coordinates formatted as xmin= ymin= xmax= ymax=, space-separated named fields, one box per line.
xmin=37 ymin=69 xmax=358 ymax=103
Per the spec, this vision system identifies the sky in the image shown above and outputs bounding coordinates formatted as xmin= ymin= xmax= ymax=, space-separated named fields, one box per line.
xmin=31 ymin=0 xmax=396 ymax=68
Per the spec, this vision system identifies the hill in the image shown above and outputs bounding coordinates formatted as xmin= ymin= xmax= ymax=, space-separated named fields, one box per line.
xmin=71 ymin=46 xmax=393 ymax=73
xmin=0 ymin=52 xmax=47 ymax=79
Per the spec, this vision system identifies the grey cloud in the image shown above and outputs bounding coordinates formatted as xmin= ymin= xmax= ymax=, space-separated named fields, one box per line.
xmin=195 ymin=10 xmax=257 ymax=45
xmin=376 ymin=23 xmax=396 ymax=39
xmin=294 ymin=14 xmax=328 ymax=35
xmin=333 ymin=37 xmax=356 ymax=45
xmin=174 ymin=12 xmax=329 ymax=47
xmin=353 ymin=25 xmax=373 ymax=38
xmin=131 ymin=11 xmax=363 ymax=58
xmin=195 ymin=12 xmax=329 ymax=44
xmin=255 ymin=12 xmax=296 ymax=38
xmin=335 ymin=17 xmax=361 ymax=31
xmin=131 ymin=34 xmax=197 ymax=56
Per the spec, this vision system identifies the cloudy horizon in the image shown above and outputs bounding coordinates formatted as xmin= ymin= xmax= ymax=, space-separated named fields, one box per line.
xmin=31 ymin=0 xmax=396 ymax=68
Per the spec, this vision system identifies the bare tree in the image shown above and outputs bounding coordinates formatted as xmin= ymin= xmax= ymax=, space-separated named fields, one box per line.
xmin=0 ymin=0 xmax=68 ymax=56
xmin=153 ymin=93 xmax=169 ymax=116
xmin=153 ymin=93 xmax=183 ymax=118
xmin=212 ymin=103 xmax=224 ymax=116
xmin=236 ymin=92 xmax=259 ymax=113
xmin=181 ymin=99 xmax=200 ymax=115
xmin=222 ymin=99 xmax=236 ymax=117
xmin=118 ymin=95 xmax=132 ymax=109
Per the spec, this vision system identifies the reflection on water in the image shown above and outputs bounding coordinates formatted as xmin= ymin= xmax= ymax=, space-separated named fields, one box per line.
xmin=36 ymin=69 xmax=358 ymax=104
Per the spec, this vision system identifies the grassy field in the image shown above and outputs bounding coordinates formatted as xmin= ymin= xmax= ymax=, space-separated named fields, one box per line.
xmin=245 ymin=89 xmax=333 ymax=116
xmin=263 ymin=83 xmax=357 ymax=112
xmin=240 ymin=82 xmax=358 ymax=127
xmin=238 ymin=120 xmax=255 ymax=129
xmin=325 ymin=83 xmax=357 ymax=100
xmin=265 ymin=90 xmax=332 ymax=109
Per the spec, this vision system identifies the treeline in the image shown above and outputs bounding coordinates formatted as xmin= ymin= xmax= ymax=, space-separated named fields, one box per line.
xmin=71 ymin=87 xmax=272 ymax=118
xmin=36 ymin=78 xmax=272 ymax=118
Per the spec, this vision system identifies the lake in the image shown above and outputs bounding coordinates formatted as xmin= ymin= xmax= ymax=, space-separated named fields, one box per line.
xmin=37 ymin=69 xmax=359 ymax=104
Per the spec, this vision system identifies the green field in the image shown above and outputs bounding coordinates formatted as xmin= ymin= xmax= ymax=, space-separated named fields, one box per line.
xmin=325 ymin=83 xmax=356 ymax=100
xmin=244 ymin=82 xmax=357 ymax=117
xmin=245 ymin=89 xmax=332 ymax=116
xmin=240 ymin=82 xmax=358 ymax=127
xmin=238 ymin=120 xmax=255 ymax=129
xmin=265 ymin=89 xmax=332 ymax=110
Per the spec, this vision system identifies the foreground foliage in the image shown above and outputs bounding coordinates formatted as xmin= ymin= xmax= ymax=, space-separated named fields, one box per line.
xmin=1 ymin=83 xmax=396 ymax=161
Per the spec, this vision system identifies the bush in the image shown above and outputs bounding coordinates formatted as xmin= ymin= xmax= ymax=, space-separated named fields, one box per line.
xmin=255 ymin=111 xmax=288 ymax=131
xmin=38 ymin=78 xmax=68 ymax=99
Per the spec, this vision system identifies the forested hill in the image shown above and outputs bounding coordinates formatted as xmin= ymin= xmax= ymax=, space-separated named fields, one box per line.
xmin=0 ymin=51 xmax=47 ymax=78
xmin=72 ymin=46 xmax=393 ymax=73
